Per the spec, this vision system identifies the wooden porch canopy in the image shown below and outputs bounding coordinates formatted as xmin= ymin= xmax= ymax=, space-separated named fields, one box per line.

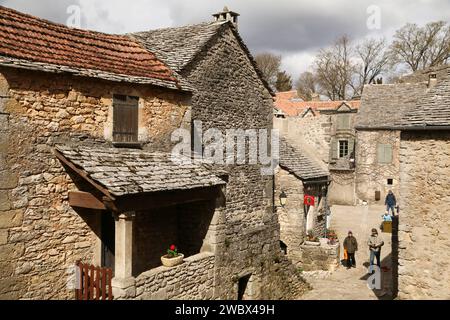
xmin=54 ymin=145 xmax=227 ymax=213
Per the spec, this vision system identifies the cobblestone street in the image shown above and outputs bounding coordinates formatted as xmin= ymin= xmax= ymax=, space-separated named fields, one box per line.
xmin=301 ymin=205 xmax=394 ymax=300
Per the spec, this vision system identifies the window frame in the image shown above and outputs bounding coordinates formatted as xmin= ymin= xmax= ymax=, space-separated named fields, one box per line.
xmin=338 ymin=139 xmax=349 ymax=158
xmin=112 ymin=94 xmax=139 ymax=145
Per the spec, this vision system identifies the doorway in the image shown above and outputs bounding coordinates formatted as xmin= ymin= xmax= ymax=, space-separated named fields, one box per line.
xmin=101 ymin=212 xmax=115 ymax=272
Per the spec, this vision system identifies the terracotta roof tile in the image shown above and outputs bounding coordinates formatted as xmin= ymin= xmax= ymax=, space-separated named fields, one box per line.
xmin=0 ymin=5 xmax=178 ymax=85
xmin=274 ymin=91 xmax=360 ymax=117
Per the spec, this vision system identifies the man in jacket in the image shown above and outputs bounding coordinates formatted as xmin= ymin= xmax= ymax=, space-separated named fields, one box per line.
xmin=343 ymin=231 xmax=358 ymax=269
xmin=368 ymin=228 xmax=384 ymax=273
xmin=385 ymin=190 xmax=396 ymax=216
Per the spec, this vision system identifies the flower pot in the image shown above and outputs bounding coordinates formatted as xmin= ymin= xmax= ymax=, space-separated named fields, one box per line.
xmin=161 ymin=254 xmax=184 ymax=267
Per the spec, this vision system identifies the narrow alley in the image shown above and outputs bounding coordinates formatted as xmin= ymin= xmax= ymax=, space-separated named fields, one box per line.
xmin=301 ymin=205 xmax=394 ymax=300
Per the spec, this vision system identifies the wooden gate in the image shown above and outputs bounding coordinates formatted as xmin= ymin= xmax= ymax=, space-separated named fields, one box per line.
xmin=75 ymin=261 xmax=114 ymax=300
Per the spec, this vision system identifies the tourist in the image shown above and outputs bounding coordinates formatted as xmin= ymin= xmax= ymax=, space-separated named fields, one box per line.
xmin=368 ymin=228 xmax=384 ymax=273
xmin=385 ymin=190 xmax=397 ymax=216
xmin=343 ymin=231 xmax=358 ymax=269
xmin=382 ymin=211 xmax=392 ymax=222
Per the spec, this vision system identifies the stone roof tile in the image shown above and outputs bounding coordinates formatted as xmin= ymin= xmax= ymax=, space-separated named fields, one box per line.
xmin=56 ymin=145 xmax=225 ymax=197
xmin=356 ymin=82 xmax=428 ymax=129
xmin=131 ymin=21 xmax=275 ymax=96
xmin=279 ymin=138 xmax=329 ymax=180
xmin=397 ymin=69 xmax=450 ymax=128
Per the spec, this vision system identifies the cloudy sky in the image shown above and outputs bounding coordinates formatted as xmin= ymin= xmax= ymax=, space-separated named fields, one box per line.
xmin=1 ymin=0 xmax=449 ymax=79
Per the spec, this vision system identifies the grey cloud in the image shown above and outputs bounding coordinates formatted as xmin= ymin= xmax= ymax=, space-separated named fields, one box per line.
xmin=0 ymin=0 xmax=80 ymax=24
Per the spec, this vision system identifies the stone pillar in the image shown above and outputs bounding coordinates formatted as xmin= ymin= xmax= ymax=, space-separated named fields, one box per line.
xmin=111 ymin=211 xmax=136 ymax=299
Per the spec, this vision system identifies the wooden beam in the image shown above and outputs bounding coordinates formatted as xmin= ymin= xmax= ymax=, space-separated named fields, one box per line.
xmin=114 ymin=186 xmax=221 ymax=212
xmin=69 ymin=191 xmax=106 ymax=210
xmin=54 ymin=149 xmax=115 ymax=201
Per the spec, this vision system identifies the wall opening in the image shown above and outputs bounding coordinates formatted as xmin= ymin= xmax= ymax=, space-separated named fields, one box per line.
xmin=279 ymin=240 xmax=287 ymax=255
xmin=237 ymin=274 xmax=252 ymax=300
xmin=101 ymin=211 xmax=115 ymax=272
xmin=133 ymin=199 xmax=216 ymax=276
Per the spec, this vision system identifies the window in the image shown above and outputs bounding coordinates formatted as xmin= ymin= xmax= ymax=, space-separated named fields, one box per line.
xmin=377 ymin=144 xmax=393 ymax=164
xmin=113 ymin=95 xmax=139 ymax=143
xmin=339 ymin=140 xmax=349 ymax=158
xmin=336 ymin=114 xmax=351 ymax=130
xmin=387 ymin=179 xmax=393 ymax=186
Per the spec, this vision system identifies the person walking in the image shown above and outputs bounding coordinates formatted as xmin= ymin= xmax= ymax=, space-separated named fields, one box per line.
xmin=368 ymin=228 xmax=384 ymax=273
xmin=343 ymin=231 xmax=358 ymax=269
xmin=385 ymin=190 xmax=397 ymax=216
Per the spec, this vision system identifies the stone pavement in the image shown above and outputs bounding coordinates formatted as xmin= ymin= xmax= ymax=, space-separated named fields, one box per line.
xmin=300 ymin=205 xmax=394 ymax=300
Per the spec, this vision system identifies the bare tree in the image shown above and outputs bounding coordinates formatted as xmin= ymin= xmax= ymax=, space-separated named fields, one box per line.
xmin=388 ymin=21 xmax=450 ymax=72
xmin=275 ymin=71 xmax=293 ymax=92
xmin=314 ymin=36 xmax=356 ymax=100
xmin=295 ymin=71 xmax=318 ymax=101
xmin=354 ymin=37 xmax=389 ymax=95
xmin=254 ymin=53 xmax=282 ymax=89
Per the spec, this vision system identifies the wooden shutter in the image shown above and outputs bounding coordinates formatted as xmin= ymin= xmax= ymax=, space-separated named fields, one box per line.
xmin=330 ymin=138 xmax=338 ymax=160
xmin=377 ymin=144 xmax=393 ymax=163
xmin=113 ymin=95 xmax=139 ymax=143
xmin=384 ymin=144 xmax=393 ymax=163
xmin=337 ymin=114 xmax=350 ymax=130
xmin=348 ymin=138 xmax=355 ymax=156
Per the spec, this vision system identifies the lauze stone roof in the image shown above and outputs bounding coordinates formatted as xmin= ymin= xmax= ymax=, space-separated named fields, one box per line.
xmin=0 ymin=5 xmax=185 ymax=90
xmin=131 ymin=21 xmax=275 ymax=95
xmin=279 ymin=138 xmax=329 ymax=180
xmin=356 ymin=82 xmax=428 ymax=129
xmin=55 ymin=145 xmax=226 ymax=197
xmin=397 ymin=70 xmax=450 ymax=128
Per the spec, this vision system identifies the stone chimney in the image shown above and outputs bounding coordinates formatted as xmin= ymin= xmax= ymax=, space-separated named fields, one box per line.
xmin=212 ymin=6 xmax=239 ymax=28
xmin=428 ymin=72 xmax=437 ymax=88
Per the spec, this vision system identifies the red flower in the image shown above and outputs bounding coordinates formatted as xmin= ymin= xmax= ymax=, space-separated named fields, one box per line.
xmin=170 ymin=244 xmax=176 ymax=251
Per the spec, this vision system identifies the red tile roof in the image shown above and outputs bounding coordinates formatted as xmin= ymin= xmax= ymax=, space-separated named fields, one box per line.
xmin=0 ymin=5 xmax=178 ymax=84
xmin=274 ymin=91 xmax=360 ymax=116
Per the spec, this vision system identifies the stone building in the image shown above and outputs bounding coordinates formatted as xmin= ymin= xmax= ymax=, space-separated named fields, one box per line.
xmin=393 ymin=69 xmax=450 ymax=299
xmin=355 ymin=82 xmax=429 ymax=204
xmin=275 ymin=138 xmax=329 ymax=267
xmin=274 ymin=93 xmax=360 ymax=205
xmin=0 ymin=6 xmax=308 ymax=300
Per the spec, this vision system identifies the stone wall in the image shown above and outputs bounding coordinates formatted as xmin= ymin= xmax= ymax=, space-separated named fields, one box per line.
xmin=182 ymin=26 xmax=309 ymax=299
xmin=0 ymin=67 xmax=190 ymax=299
xmin=275 ymin=168 xmax=328 ymax=268
xmin=397 ymin=131 xmax=450 ymax=299
xmin=135 ymin=252 xmax=215 ymax=300
xmin=274 ymin=115 xmax=331 ymax=166
xmin=275 ymin=168 xmax=305 ymax=265
xmin=355 ymin=130 xmax=400 ymax=204
xmin=299 ymin=241 xmax=340 ymax=271
xmin=328 ymin=170 xmax=355 ymax=205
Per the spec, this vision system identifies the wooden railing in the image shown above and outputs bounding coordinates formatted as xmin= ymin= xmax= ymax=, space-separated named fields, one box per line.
xmin=75 ymin=261 xmax=113 ymax=300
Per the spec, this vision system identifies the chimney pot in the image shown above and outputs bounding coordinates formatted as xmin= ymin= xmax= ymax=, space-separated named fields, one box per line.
xmin=212 ymin=6 xmax=239 ymax=27
xmin=428 ymin=73 xmax=437 ymax=88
